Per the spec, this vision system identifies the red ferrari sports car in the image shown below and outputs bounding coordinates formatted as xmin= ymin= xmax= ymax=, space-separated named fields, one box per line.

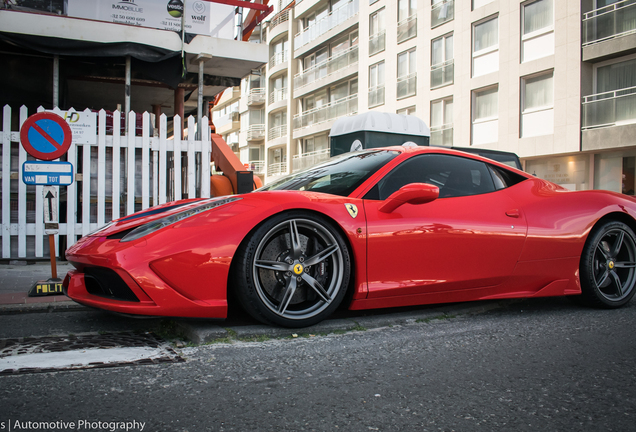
xmin=64 ymin=146 xmax=636 ymax=327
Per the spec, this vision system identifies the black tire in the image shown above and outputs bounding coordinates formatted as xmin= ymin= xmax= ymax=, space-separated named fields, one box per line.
xmin=579 ymin=220 xmax=636 ymax=308
xmin=234 ymin=211 xmax=351 ymax=328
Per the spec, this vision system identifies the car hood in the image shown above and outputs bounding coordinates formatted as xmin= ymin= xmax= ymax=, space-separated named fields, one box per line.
xmin=87 ymin=196 xmax=239 ymax=237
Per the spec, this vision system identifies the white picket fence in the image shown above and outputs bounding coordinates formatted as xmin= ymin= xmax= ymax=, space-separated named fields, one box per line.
xmin=1 ymin=105 xmax=211 ymax=259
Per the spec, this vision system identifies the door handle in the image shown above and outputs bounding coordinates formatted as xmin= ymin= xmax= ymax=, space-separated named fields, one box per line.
xmin=506 ymin=209 xmax=520 ymax=218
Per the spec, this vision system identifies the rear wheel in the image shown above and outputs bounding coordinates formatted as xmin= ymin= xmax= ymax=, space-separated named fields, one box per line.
xmin=579 ymin=221 xmax=636 ymax=308
xmin=234 ymin=212 xmax=351 ymax=327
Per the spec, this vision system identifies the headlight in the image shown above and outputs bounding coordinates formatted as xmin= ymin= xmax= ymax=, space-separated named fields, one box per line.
xmin=121 ymin=197 xmax=241 ymax=243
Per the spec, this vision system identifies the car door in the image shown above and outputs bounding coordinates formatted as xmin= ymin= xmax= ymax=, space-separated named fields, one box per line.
xmin=362 ymin=153 xmax=528 ymax=299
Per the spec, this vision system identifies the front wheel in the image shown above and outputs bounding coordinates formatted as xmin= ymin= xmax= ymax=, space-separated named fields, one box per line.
xmin=579 ymin=221 xmax=636 ymax=308
xmin=234 ymin=212 xmax=351 ymax=327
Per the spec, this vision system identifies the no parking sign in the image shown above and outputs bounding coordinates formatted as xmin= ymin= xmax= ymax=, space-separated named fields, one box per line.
xmin=20 ymin=112 xmax=72 ymax=160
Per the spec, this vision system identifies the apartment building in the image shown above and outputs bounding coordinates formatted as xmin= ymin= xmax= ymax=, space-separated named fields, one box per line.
xmin=217 ymin=0 xmax=636 ymax=196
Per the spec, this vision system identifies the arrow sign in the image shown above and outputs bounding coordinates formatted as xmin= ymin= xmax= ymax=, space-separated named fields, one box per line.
xmin=45 ymin=189 xmax=54 ymax=222
xmin=43 ymin=186 xmax=58 ymax=229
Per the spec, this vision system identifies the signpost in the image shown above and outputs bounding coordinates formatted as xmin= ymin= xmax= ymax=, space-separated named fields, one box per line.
xmin=20 ymin=112 xmax=73 ymax=297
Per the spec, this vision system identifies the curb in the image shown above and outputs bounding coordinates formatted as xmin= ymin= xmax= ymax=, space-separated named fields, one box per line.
xmin=177 ymin=300 xmax=509 ymax=344
xmin=0 ymin=301 xmax=88 ymax=315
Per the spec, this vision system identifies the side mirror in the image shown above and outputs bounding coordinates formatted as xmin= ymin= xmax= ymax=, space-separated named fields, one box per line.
xmin=379 ymin=183 xmax=439 ymax=213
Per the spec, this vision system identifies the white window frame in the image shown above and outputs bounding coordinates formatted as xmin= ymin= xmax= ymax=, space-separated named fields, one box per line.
xmin=472 ymin=15 xmax=499 ymax=77
xmin=521 ymin=70 xmax=554 ymax=115
xmin=397 ymin=106 xmax=417 ymax=116
xmin=592 ymin=53 xmax=636 ymax=94
xmin=521 ymin=0 xmax=554 ymax=40
xmin=472 ymin=86 xmax=499 ymax=145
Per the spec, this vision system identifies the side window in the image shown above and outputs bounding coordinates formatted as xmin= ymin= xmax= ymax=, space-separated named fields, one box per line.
xmin=488 ymin=164 xmax=527 ymax=190
xmin=367 ymin=154 xmax=496 ymax=200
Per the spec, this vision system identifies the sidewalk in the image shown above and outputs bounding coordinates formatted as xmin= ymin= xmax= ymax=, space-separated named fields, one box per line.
xmin=0 ymin=261 xmax=80 ymax=311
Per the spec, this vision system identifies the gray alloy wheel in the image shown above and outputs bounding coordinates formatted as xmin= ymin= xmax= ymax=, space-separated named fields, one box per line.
xmin=235 ymin=212 xmax=350 ymax=327
xmin=580 ymin=221 xmax=636 ymax=308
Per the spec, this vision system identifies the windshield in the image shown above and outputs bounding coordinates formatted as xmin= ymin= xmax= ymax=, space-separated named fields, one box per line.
xmin=260 ymin=150 xmax=399 ymax=197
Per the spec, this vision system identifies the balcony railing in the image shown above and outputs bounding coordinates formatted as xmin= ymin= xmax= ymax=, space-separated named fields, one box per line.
xmin=583 ymin=0 xmax=636 ymax=46
xmin=368 ymin=86 xmax=385 ymax=108
xmin=268 ymin=124 xmax=288 ymax=140
xmin=397 ymin=73 xmax=417 ymax=99
xmin=245 ymin=160 xmax=265 ymax=175
xmin=431 ymin=60 xmax=454 ymax=88
xmin=431 ymin=0 xmax=454 ymax=28
xmin=248 ymin=88 xmax=266 ymax=105
xmin=268 ymin=162 xmax=287 ymax=177
xmin=247 ymin=124 xmax=266 ymax=140
xmin=269 ymin=50 xmax=288 ymax=68
xmin=294 ymin=0 xmax=359 ymax=49
xmin=582 ymin=86 xmax=636 ymax=129
xmin=270 ymin=9 xmax=290 ymax=29
xmin=292 ymin=148 xmax=331 ymax=172
xmin=369 ymin=31 xmax=386 ymax=56
xmin=430 ymin=124 xmax=454 ymax=146
xmin=294 ymin=45 xmax=359 ymax=91
xmin=213 ymin=111 xmax=239 ymax=129
xmin=397 ymin=14 xmax=417 ymax=43
xmin=293 ymin=94 xmax=358 ymax=130
xmin=269 ymin=87 xmax=288 ymax=104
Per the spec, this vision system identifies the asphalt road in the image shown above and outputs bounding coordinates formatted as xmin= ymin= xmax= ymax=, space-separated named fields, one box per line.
xmin=1 ymin=297 xmax=635 ymax=431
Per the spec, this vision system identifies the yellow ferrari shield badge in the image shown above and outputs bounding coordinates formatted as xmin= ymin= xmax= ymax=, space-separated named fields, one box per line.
xmin=345 ymin=203 xmax=358 ymax=219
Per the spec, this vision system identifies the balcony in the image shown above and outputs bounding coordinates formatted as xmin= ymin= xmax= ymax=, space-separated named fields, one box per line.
xmin=369 ymin=31 xmax=386 ymax=56
xmin=269 ymin=124 xmax=288 ymax=140
xmin=583 ymin=0 xmax=636 ymax=46
xmin=582 ymin=86 xmax=636 ymax=129
xmin=269 ymin=50 xmax=288 ymax=69
xmin=397 ymin=73 xmax=417 ymax=99
xmin=293 ymin=94 xmax=358 ymax=130
xmin=269 ymin=87 xmax=288 ymax=104
xmin=213 ymin=111 xmax=240 ymax=133
xmin=247 ymin=124 xmax=266 ymax=140
xmin=294 ymin=45 xmax=359 ymax=91
xmin=294 ymin=0 xmax=359 ymax=49
xmin=368 ymin=86 xmax=385 ymax=108
xmin=430 ymin=124 xmax=454 ymax=146
xmin=431 ymin=60 xmax=454 ymax=89
xmin=268 ymin=162 xmax=287 ymax=177
xmin=246 ymin=160 xmax=265 ymax=175
xmin=431 ymin=0 xmax=454 ymax=28
xmin=270 ymin=9 xmax=290 ymax=30
xmin=397 ymin=14 xmax=417 ymax=43
xmin=248 ymin=88 xmax=266 ymax=105
xmin=292 ymin=148 xmax=331 ymax=172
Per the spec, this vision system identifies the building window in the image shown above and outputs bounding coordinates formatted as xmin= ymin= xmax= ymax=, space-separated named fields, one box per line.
xmin=270 ymin=37 xmax=288 ymax=68
xmin=431 ymin=33 xmax=454 ymax=88
xmin=472 ymin=16 xmax=498 ymax=77
xmin=594 ymin=151 xmax=636 ymax=195
xmin=270 ymin=73 xmax=288 ymax=104
xmin=369 ymin=8 xmax=386 ymax=56
xmin=397 ymin=106 xmax=417 ymax=116
xmin=521 ymin=0 xmax=554 ymax=63
xmin=473 ymin=0 xmax=494 ymax=9
xmin=472 ymin=86 xmax=498 ymax=145
xmin=521 ymin=71 xmax=554 ymax=138
xmin=583 ymin=57 xmax=636 ymax=129
xmin=527 ymin=154 xmax=590 ymax=192
xmin=397 ymin=48 xmax=417 ymax=99
xmin=431 ymin=98 xmax=453 ymax=146
xmin=369 ymin=61 xmax=385 ymax=107
xmin=432 ymin=0 xmax=454 ymax=28
xmin=397 ymin=0 xmax=417 ymax=43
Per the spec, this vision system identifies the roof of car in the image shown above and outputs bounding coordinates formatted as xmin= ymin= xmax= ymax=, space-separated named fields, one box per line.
xmin=329 ymin=112 xmax=430 ymax=137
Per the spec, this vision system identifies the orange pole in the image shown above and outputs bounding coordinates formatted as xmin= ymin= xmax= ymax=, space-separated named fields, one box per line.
xmin=49 ymin=234 xmax=57 ymax=280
